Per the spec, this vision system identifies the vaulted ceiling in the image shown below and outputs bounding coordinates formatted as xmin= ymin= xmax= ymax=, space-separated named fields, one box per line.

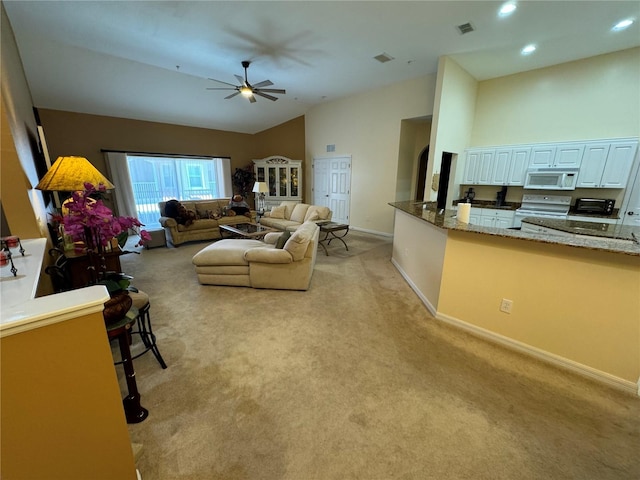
xmin=4 ymin=1 xmax=639 ymax=134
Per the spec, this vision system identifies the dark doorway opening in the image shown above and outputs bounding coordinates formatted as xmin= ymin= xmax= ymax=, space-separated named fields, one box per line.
xmin=415 ymin=146 xmax=429 ymax=202
xmin=436 ymin=152 xmax=453 ymax=210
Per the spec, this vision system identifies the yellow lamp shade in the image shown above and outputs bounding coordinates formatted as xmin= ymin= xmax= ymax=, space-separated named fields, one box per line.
xmin=35 ymin=156 xmax=115 ymax=191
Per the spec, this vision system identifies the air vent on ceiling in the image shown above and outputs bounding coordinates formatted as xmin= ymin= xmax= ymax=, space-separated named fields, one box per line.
xmin=374 ymin=53 xmax=395 ymax=63
xmin=456 ymin=22 xmax=475 ymax=35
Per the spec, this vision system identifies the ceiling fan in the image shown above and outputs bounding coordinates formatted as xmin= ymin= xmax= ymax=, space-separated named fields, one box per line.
xmin=207 ymin=61 xmax=286 ymax=103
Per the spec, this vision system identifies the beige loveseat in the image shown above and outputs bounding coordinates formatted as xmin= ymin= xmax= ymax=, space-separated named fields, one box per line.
xmin=259 ymin=201 xmax=332 ymax=231
xmin=191 ymin=221 xmax=320 ymax=290
xmin=158 ymin=199 xmax=256 ymax=246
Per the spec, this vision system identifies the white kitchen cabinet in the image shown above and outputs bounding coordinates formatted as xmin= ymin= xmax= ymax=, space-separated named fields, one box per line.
xmin=507 ymin=147 xmax=530 ymax=185
xmin=464 ymin=207 xmax=514 ymax=228
xmin=576 ymin=140 xmax=637 ymax=188
xmin=463 ymin=150 xmax=481 ymax=184
xmin=530 ymin=143 xmax=584 ymax=168
xmin=529 ymin=145 xmax=557 ymax=167
xmin=476 ymin=150 xmax=495 ymax=185
xmin=491 ymin=149 xmax=511 ymax=185
xmin=554 ymin=143 xmax=585 ymax=168
xmin=600 ymin=141 xmax=637 ymax=188
xmin=481 ymin=208 xmax=515 ymax=228
xmin=576 ymin=142 xmax=611 ymax=187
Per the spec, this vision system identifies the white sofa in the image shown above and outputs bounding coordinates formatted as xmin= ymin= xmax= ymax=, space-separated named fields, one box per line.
xmin=259 ymin=201 xmax=331 ymax=232
xmin=191 ymin=221 xmax=320 ymax=291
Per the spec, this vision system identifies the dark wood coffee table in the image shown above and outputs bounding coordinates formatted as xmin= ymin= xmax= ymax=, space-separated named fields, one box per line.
xmin=318 ymin=222 xmax=349 ymax=255
xmin=219 ymin=222 xmax=277 ymax=239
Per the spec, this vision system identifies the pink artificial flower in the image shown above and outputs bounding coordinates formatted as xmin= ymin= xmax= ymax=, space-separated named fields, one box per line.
xmin=60 ymin=183 xmax=148 ymax=249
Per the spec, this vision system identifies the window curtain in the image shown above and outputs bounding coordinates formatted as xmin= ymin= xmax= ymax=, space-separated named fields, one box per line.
xmin=103 ymin=151 xmax=138 ymax=218
xmin=219 ymin=157 xmax=232 ymax=197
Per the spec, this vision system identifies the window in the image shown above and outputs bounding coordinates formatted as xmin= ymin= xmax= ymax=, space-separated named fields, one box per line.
xmin=125 ymin=155 xmax=231 ymax=228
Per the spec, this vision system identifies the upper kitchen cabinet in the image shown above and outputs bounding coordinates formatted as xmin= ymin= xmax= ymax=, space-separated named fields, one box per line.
xmin=530 ymin=144 xmax=584 ymax=168
xmin=464 ymin=147 xmax=529 ymax=186
xmin=576 ymin=140 xmax=638 ymax=188
xmin=476 ymin=150 xmax=495 ymax=185
xmin=462 ymin=150 xmax=482 ymax=184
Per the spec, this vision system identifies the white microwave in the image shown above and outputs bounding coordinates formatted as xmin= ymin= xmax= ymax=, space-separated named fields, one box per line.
xmin=524 ymin=168 xmax=579 ymax=190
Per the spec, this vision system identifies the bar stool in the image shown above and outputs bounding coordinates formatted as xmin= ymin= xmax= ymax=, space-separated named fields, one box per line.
xmin=125 ymin=290 xmax=167 ymax=369
xmin=107 ymin=307 xmax=148 ymax=424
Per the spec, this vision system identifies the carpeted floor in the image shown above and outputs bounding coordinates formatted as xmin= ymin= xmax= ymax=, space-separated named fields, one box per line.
xmin=118 ymin=231 xmax=640 ymax=480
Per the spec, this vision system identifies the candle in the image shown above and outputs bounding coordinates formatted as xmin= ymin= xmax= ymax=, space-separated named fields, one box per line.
xmin=0 ymin=251 xmax=8 ymax=267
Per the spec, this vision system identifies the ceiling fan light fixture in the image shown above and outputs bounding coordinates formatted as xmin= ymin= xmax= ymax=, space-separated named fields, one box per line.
xmin=240 ymin=86 xmax=253 ymax=97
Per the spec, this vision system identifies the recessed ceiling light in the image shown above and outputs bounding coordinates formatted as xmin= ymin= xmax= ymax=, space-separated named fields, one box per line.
xmin=612 ymin=18 xmax=634 ymax=32
xmin=499 ymin=2 xmax=517 ymax=17
xmin=521 ymin=44 xmax=537 ymax=55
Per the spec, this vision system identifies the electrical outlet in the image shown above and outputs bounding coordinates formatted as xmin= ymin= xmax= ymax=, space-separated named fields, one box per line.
xmin=500 ymin=298 xmax=513 ymax=314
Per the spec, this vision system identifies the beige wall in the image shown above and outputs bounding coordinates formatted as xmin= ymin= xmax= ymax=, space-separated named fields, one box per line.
xmin=438 ymin=230 xmax=640 ymax=384
xmin=396 ymin=119 xmax=431 ymax=202
xmin=470 ymin=47 xmax=640 ymax=146
xmin=429 ymin=56 xmax=478 ymax=204
xmin=1 ymin=311 xmax=138 ymax=479
xmin=38 ymin=109 xmax=258 ymax=178
xmin=1 ymin=3 xmax=49 ymax=239
xmin=305 ymin=74 xmax=437 ymax=234
xmin=254 ymin=115 xmax=305 ymax=162
xmin=392 ymin=211 xmax=640 ymax=388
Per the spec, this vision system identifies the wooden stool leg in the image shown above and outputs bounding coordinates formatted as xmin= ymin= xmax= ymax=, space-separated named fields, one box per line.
xmin=117 ymin=330 xmax=149 ymax=423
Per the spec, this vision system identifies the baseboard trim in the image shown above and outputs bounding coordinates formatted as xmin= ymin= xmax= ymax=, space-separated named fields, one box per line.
xmin=436 ymin=312 xmax=639 ymax=396
xmin=391 ymin=259 xmax=639 ymax=396
xmin=391 ymin=258 xmax=437 ymax=316
xmin=350 ymin=226 xmax=393 ymax=238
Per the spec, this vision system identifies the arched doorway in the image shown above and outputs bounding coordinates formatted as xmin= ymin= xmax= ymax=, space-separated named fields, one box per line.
xmin=415 ymin=145 xmax=429 ymax=201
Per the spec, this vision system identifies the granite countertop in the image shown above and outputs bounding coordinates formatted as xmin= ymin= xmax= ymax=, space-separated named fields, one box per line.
xmin=521 ymin=217 xmax=638 ymax=241
xmin=451 ymin=199 xmax=520 ymax=211
xmin=388 ymin=201 xmax=640 ymax=257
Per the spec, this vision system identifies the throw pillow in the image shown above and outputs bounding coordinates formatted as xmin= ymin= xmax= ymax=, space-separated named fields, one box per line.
xmin=270 ymin=205 xmax=286 ymax=219
xmin=275 ymin=230 xmax=291 ymax=249
xmin=283 ymin=230 xmax=311 ymax=261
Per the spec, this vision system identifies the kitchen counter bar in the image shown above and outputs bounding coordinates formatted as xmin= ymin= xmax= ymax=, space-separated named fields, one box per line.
xmin=389 ymin=201 xmax=640 ymax=256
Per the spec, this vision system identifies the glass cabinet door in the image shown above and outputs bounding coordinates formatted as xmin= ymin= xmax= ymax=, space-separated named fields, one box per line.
xmin=279 ymin=167 xmax=287 ymax=197
xmin=290 ymin=167 xmax=298 ymax=198
xmin=254 ymin=157 xmax=302 ymax=205
xmin=268 ymin=167 xmax=277 ymax=196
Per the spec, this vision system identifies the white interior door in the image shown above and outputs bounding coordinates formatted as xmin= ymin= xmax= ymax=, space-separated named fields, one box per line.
xmin=313 ymin=156 xmax=351 ymax=224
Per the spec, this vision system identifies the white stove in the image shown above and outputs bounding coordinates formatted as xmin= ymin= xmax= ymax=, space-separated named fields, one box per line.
xmin=514 ymin=194 xmax=572 ymax=228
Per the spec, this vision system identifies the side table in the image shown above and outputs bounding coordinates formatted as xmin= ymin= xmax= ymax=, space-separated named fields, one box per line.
xmin=107 ymin=307 xmax=149 ymax=424
xmin=318 ymin=222 xmax=349 ymax=256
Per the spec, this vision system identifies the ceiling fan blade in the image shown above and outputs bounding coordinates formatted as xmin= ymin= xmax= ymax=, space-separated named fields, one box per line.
xmin=248 ymin=94 xmax=257 ymax=103
xmin=208 ymin=78 xmax=238 ymax=88
xmin=256 ymin=88 xmax=286 ymax=95
xmin=234 ymin=74 xmax=245 ymax=85
xmin=225 ymin=91 xmax=241 ymax=100
xmin=253 ymin=91 xmax=278 ymax=102
xmin=252 ymin=80 xmax=273 ymax=88
xmin=206 ymin=87 xmax=237 ymax=91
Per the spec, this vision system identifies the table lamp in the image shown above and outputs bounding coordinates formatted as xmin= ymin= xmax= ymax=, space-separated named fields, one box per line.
xmin=35 ymin=156 xmax=115 ymax=192
xmin=252 ymin=181 xmax=268 ymax=214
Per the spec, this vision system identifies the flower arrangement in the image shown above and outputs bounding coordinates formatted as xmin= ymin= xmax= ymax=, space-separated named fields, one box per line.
xmin=53 ymin=182 xmax=151 ymax=252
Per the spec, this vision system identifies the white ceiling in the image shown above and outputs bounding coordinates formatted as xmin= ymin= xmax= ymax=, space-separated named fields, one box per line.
xmin=4 ymin=1 xmax=639 ymax=134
